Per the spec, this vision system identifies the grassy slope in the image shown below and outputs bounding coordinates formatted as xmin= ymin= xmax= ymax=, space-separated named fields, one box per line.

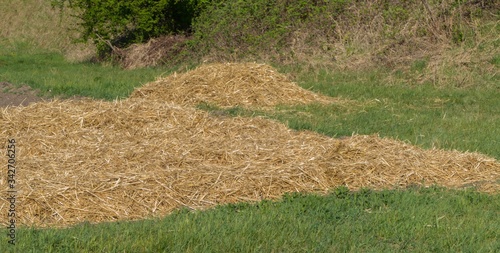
xmin=0 ymin=0 xmax=96 ymax=62
xmin=2 ymin=187 xmax=499 ymax=252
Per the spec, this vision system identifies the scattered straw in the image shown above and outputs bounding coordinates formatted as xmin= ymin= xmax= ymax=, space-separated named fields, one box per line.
xmin=121 ymin=35 xmax=188 ymax=70
xmin=130 ymin=62 xmax=339 ymax=108
xmin=1 ymin=98 xmax=498 ymax=228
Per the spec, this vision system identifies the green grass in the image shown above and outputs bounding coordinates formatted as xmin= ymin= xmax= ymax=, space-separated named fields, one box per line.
xmin=1 ymin=42 xmax=499 ymax=252
xmin=2 ymin=186 xmax=498 ymax=252
xmin=285 ymin=69 xmax=500 ymax=159
xmin=0 ymin=43 xmax=173 ymax=100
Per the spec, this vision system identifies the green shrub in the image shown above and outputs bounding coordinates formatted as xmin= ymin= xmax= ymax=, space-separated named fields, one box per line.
xmin=52 ymin=0 xmax=497 ymax=67
xmin=190 ymin=0 xmax=496 ymax=64
xmin=51 ymin=0 xmax=210 ymax=58
xmin=191 ymin=0 xmax=350 ymax=60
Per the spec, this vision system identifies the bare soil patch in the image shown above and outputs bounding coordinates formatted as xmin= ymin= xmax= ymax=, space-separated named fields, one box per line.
xmin=0 ymin=82 xmax=49 ymax=107
xmin=0 ymin=81 xmax=91 ymax=108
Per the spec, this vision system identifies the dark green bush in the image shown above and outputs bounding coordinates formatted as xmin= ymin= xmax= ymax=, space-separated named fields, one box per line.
xmin=52 ymin=0 xmax=211 ymax=58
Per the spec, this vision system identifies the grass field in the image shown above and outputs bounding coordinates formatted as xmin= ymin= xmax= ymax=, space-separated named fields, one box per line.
xmin=3 ymin=187 xmax=499 ymax=252
xmin=277 ymin=68 xmax=500 ymax=159
xmin=0 ymin=43 xmax=174 ymax=100
xmin=1 ymin=42 xmax=499 ymax=252
xmin=1 ymin=0 xmax=499 ymax=251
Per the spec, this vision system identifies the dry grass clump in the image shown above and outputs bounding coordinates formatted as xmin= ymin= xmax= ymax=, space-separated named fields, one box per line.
xmin=1 ymin=99 xmax=498 ymax=228
xmin=120 ymin=35 xmax=188 ymax=69
xmin=130 ymin=62 xmax=338 ymax=108
xmin=0 ymin=0 xmax=95 ymax=60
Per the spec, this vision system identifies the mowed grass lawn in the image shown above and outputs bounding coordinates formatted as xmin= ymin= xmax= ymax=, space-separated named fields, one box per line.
xmin=0 ymin=44 xmax=499 ymax=252
xmin=5 ymin=187 xmax=500 ymax=253
xmin=275 ymin=68 xmax=500 ymax=160
xmin=0 ymin=43 xmax=174 ymax=100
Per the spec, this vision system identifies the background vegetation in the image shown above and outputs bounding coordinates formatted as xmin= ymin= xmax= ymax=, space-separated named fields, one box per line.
xmin=191 ymin=0 xmax=499 ymax=88
xmin=42 ymin=0 xmax=499 ymax=88
xmin=50 ymin=0 xmax=212 ymax=59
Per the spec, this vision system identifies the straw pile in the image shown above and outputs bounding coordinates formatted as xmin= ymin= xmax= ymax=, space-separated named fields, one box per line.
xmin=1 ymin=98 xmax=499 ymax=228
xmin=130 ymin=62 xmax=338 ymax=108
xmin=121 ymin=35 xmax=188 ymax=69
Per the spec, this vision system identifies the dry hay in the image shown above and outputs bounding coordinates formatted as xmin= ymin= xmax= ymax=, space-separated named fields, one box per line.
xmin=120 ymin=35 xmax=188 ymax=70
xmin=1 ymin=98 xmax=499 ymax=228
xmin=130 ymin=62 xmax=338 ymax=108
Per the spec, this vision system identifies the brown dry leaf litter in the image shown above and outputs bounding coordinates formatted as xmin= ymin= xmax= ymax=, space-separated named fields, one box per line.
xmin=130 ymin=62 xmax=340 ymax=108
xmin=1 ymin=99 xmax=499 ymax=228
